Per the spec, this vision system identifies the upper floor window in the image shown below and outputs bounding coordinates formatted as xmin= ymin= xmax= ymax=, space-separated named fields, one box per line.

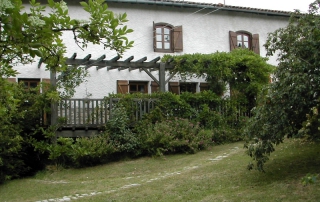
xmin=237 ymin=33 xmax=250 ymax=48
xmin=153 ymin=22 xmax=183 ymax=53
xmin=229 ymin=31 xmax=260 ymax=55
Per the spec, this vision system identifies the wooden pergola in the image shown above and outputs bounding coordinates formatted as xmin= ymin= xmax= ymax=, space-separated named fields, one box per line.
xmin=63 ymin=53 xmax=177 ymax=92
xmin=45 ymin=53 xmax=178 ymax=128
xmin=41 ymin=53 xmax=178 ymax=92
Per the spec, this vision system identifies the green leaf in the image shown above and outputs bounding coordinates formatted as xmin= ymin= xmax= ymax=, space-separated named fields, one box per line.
xmin=29 ymin=43 xmax=42 ymax=48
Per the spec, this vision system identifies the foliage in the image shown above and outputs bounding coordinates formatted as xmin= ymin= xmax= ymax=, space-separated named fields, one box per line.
xmin=69 ymin=134 xmax=115 ymax=167
xmin=105 ymin=104 xmax=141 ymax=155
xmin=32 ymin=135 xmax=115 ymax=168
xmin=162 ymin=49 xmax=274 ymax=107
xmin=111 ymin=91 xmax=248 ymax=144
xmin=0 ymin=78 xmax=48 ymax=183
xmin=245 ymin=1 xmax=320 ymax=171
xmin=1 ymin=0 xmax=133 ymax=96
xmin=137 ymin=118 xmax=214 ymax=156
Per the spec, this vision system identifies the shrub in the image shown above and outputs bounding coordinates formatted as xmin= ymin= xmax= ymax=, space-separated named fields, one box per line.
xmin=0 ymin=79 xmax=28 ymax=183
xmin=138 ymin=118 xmax=213 ymax=156
xmin=105 ymin=104 xmax=141 ymax=156
xmin=197 ymin=104 xmax=225 ymax=129
xmin=211 ymin=127 xmax=239 ymax=144
xmin=70 ymin=134 xmax=115 ymax=167
xmin=44 ymin=137 xmax=74 ymax=166
xmin=33 ymin=134 xmax=116 ymax=168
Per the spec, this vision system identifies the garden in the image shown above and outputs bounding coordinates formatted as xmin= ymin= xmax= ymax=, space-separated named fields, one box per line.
xmin=1 ymin=2 xmax=320 ymax=200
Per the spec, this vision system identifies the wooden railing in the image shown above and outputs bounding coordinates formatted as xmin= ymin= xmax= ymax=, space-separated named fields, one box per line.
xmin=57 ymin=98 xmax=158 ymax=129
xmin=55 ymin=97 xmax=251 ymax=135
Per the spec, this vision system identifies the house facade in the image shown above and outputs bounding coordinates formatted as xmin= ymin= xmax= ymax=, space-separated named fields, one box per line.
xmin=14 ymin=0 xmax=290 ymax=98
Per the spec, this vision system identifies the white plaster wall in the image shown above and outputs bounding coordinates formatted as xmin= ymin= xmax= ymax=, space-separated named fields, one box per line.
xmin=16 ymin=2 xmax=289 ymax=98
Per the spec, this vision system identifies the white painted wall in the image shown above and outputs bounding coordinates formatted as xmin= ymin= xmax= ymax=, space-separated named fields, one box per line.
xmin=15 ymin=2 xmax=289 ymax=98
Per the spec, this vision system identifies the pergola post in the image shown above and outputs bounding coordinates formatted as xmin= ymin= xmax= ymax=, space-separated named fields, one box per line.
xmin=159 ymin=63 xmax=166 ymax=92
xmin=50 ymin=69 xmax=58 ymax=140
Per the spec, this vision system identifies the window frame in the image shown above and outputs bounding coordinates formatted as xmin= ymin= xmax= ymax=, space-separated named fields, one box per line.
xmin=179 ymin=82 xmax=197 ymax=93
xmin=129 ymin=81 xmax=148 ymax=94
xmin=236 ymin=32 xmax=251 ymax=49
xmin=229 ymin=30 xmax=260 ymax=55
xmin=18 ymin=78 xmax=40 ymax=90
xmin=153 ymin=22 xmax=183 ymax=53
xmin=154 ymin=22 xmax=174 ymax=53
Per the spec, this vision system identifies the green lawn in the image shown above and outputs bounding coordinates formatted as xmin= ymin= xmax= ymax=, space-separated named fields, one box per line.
xmin=1 ymin=139 xmax=320 ymax=202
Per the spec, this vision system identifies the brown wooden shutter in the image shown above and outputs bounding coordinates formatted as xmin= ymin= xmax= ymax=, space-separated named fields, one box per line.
xmin=200 ymin=83 xmax=209 ymax=92
xmin=151 ymin=81 xmax=159 ymax=93
xmin=169 ymin=82 xmax=180 ymax=94
xmin=173 ymin=26 xmax=183 ymax=52
xmin=7 ymin=78 xmax=16 ymax=83
xmin=252 ymin=34 xmax=260 ymax=55
xmin=229 ymin=31 xmax=237 ymax=52
xmin=117 ymin=80 xmax=128 ymax=94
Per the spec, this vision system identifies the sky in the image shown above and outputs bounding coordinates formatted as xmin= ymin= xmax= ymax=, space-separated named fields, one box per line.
xmin=185 ymin=0 xmax=312 ymax=12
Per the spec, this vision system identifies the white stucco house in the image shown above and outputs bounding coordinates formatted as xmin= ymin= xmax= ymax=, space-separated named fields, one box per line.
xmin=12 ymin=0 xmax=291 ymax=98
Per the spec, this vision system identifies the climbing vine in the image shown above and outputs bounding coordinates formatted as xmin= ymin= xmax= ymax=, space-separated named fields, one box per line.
xmin=162 ymin=48 xmax=274 ymax=109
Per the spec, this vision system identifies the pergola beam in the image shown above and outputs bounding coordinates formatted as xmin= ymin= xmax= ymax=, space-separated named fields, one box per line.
xmin=86 ymin=54 xmax=106 ymax=69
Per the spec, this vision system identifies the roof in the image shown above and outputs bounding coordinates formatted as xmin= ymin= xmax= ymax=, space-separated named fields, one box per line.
xmin=105 ymin=0 xmax=292 ymax=17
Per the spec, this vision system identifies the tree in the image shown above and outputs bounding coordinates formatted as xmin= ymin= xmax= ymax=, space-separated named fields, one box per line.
xmin=245 ymin=0 xmax=320 ymax=171
xmin=0 ymin=0 xmax=133 ymax=183
xmin=0 ymin=0 xmax=133 ymax=94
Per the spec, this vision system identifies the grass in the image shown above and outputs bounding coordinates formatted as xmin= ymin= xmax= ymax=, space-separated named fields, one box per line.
xmin=1 ymin=139 xmax=320 ymax=202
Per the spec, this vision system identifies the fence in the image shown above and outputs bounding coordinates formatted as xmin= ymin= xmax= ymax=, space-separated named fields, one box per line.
xmin=57 ymin=97 xmax=251 ymax=130
xmin=57 ymin=98 xmax=158 ymax=129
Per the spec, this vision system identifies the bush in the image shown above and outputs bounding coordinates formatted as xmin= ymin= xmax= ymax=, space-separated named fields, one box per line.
xmin=197 ymin=104 xmax=225 ymax=129
xmin=0 ymin=79 xmax=29 ymax=183
xmin=105 ymin=104 xmax=141 ymax=156
xmin=138 ymin=118 xmax=213 ymax=156
xmin=211 ymin=127 xmax=240 ymax=144
xmin=33 ymin=135 xmax=115 ymax=168
xmin=70 ymin=134 xmax=115 ymax=167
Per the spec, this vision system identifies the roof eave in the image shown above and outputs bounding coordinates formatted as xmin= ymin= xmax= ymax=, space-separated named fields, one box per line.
xmin=105 ymin=0 xmax=292 ymax=17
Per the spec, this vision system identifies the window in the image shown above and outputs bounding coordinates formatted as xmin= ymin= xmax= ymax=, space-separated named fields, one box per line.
xmin=180 ymin=82 xmax=196 ymax=93
xmin=237 ymin=33 xmax=250 ymax=48
xmin=169 ymin=82 xmax=199 ymax=94
xmin=117 ymin=80 xmax=148 ymax=94
xmin=129 ymin=82 xmax=148 ymax=94
xmin=18 ymin=78 xmax=40 ymax=90
xmin=153 ymin=22 xmax=183 ymax=53
xmin=229 ymin=31 xmax=260 ymax=54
